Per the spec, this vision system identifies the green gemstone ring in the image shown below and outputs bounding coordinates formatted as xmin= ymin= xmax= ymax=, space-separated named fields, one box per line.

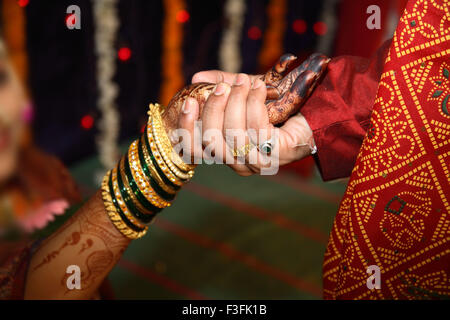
xmin=259 ymin=141 xmax=272 ymax=155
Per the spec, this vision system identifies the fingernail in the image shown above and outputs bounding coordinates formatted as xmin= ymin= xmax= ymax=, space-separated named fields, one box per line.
xmin=217 ymin=72 xmax=224 ymax=83
xmin=214 ymin=83 xmax=227 ymax=96
xmin=181 ymin=100 xmax=189 ymax=114
xmin=234 ymin=73 xmax=246 ymax=86
xmin=252 ymin=79 xmax=262 ymax=89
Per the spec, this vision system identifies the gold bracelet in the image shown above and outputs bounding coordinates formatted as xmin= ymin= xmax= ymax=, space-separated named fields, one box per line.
xmin=146 ymin=122 xmax=184 ymax=187
xmin=128 ymin=140 xmax=170 ymax=208
xmin=101 ymin=171 xmax=148 ymax=240
xmin=120 ymin=149 xmax=170 ymax=214
xmin=139 ymin=134 xmax=178 ymax=196
xmin=100 ymin=102 xmax=199 ymax=240
xmin=150 ymin=109 xmax=194 ymax=181
xmin=118 ymin=157 xmax=155 ymax=216
xmin=149 ymin=103 xmax=196 ymax=173
xmin=150 ymin=107 xmax=195 ymax=180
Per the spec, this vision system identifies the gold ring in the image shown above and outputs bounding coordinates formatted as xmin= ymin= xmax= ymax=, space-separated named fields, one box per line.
xmin=232 ymin=143 xmax=255 ymax=157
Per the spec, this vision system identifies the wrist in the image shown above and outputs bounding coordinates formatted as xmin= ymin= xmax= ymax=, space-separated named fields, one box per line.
xmin=100 ymin=103 xmax=196 ymax=240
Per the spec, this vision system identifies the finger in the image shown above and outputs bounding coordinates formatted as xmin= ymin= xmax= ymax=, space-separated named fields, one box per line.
xmin=201 ymin=82 xmax=230 ymax=132
xmin=201 ymin=82 xmax=231 ymax=162
xmin=266 ymin=86 xmax=280 ymax=100
xmin=223 ymin=73 xmax=254 ymax=174
xmin=224 ymin=73 xmax=251 ymax=135
xmin=266 ymin=70 xmax=318 ymax=125
xmin=192 ymin=70 xmax=261 ymax=86
xmin=262 ymin=53 xmax=297 ymax=86
xmin=246 ymin=79 xmax=270 ymax=140
xmin=274 ymin=53 xmax=297 ymax=75
xmin=306 ymin=53 xmax=331 ymax=74
xmin=177 ymin=97 xmax=200 ymax=162
xmin=192 ymin=70 xmax=234 ymax=85
xmin=275 ymin=53 xmax=330 ymax=98
xmin=246 ymin=79 xmax=274 ymax=172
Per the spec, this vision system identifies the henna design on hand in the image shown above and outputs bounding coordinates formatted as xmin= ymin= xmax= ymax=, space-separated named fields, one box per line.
xmin=161 ymin=53 xmax=330 ymax=132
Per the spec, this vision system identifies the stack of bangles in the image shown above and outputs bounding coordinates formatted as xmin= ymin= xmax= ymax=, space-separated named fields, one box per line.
xmin=101 ymin=103 xmax=196 ymax=239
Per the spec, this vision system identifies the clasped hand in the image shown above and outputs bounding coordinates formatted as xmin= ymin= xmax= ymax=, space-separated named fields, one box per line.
xmin=174 ymin=70 xmax=316 ymax=176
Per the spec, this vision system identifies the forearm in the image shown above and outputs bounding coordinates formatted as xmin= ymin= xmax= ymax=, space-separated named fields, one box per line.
xmin=23 ymin=104 xmax=194 ymax=299
xmin=24 ymin=190 xmax=130 ymax=299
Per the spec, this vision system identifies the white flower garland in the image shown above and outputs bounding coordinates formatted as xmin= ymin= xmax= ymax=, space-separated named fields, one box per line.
xmin=92 ymin=0 xmax=120 ymax=172
xmin=219 ymin=0 xmax=246 ymax=73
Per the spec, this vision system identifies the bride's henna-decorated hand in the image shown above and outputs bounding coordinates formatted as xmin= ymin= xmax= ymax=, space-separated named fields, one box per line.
xmin=161 ymin=53 xmax=330 ymax=136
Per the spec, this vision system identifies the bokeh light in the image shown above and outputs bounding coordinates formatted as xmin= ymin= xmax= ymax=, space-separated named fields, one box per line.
xmin=18 ymin=0 xmax=29 ymax=7
xmin=176 ymin=10 xmax=190 ymax=23
xmin=81 ymin=115 xmax=94 ymax=130
xmin=313 ymin=21 xmax=328 ymax=35
xmin=292 ymin=19 xmax=307 ymax=34
xmin=118 ymin=47 xmax=132 ymax=61
xmin=247 ymin=26 xmax=262 ymax=40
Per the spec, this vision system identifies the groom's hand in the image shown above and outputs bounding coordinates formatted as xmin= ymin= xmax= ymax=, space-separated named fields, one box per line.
xmin=178 ymin=71 xmax=316 ymax=176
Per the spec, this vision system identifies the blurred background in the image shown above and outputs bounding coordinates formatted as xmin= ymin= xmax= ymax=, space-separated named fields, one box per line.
xmin=2 ymin=0 xmax=407 ymax=299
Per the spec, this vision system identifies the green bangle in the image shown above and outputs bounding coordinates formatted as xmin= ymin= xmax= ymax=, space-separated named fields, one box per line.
xmin=117 ymin=158 xmax=157 ymax=224
xmin=143 ymin=125 xmax=181 ymax=191
xmin=137 ymin=137 xmax=176 ymax=201
xmin=108 ymin=172 xmax=147 ymax=232
xmin=123 ymin=153 xmax=164 ymax=215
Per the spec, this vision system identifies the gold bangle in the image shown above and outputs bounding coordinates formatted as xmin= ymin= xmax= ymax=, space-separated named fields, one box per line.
xmin=146 ymin=122 xmax=184 ymax=187
xmin=148 ymin=104 xmax=195 ymax=180
xmin=149 ymin=103 xmax=196 ymax=173
xmin=150 ymin=113 xmax=193 ymax=180
xmin=101 ymin=171 xmax=148 ymax=240
xmin=118 ymin=157 xmax=155 ymax=215
xmin=137 ymin=134 xmax=177 ymax=196
xmin=128 ymin=140 xmax=170 ymax=208
xmin=110 ymin=167 xmax=148 ymax=229
xmin=126 ymin=140 xmax=171 ymax=208
xmin=150 ymin=113 xmax=194 ymax=181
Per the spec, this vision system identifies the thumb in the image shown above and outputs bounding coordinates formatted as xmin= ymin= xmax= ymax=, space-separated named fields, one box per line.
xmin=277 ymin=113 xmax=315 ymax=165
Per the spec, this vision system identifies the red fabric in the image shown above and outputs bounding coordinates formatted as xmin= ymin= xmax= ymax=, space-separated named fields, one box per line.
xmin=287 ymin=0 xmax=405 ymax=178
xmin=315 ymin=0 xmax=449 ymax=299
xmin=301 ymin=40 xmax=391 ymax=181
xmin=334 ymin=0 xmax=392 ymax=58
xmin=0 ymin=242 xmax=35 ymax=299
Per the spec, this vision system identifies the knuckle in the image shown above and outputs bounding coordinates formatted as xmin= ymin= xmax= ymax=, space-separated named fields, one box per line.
xmin=240 ymin=73 xmax=250 ymax=83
